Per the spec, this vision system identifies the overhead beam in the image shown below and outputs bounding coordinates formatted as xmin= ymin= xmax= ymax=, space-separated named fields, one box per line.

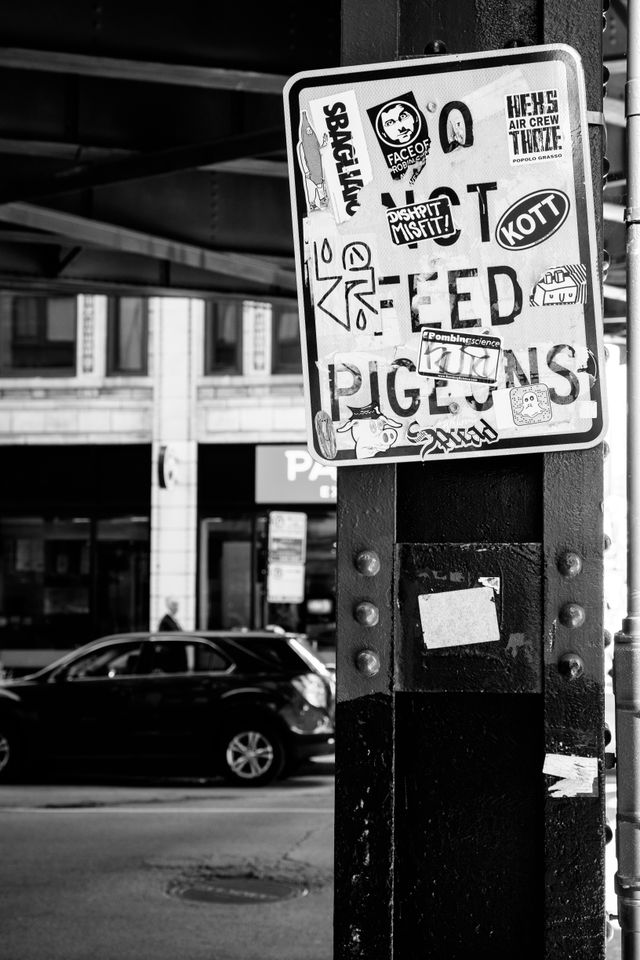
xmin=0 ymin=47 xmax=287 ymax=94
xmin=0 ymin=128 xmax=286 ymax=203
xmin=0 ymin=139 xmax=288 ymax=179
xmin=0 ymin=203 xmax=297 ymax=291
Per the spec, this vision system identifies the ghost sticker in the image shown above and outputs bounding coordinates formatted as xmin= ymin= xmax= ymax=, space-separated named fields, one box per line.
xmin=367 ymin=92 xmax=430 ymax=183
xmin=510 ymin=384 xmax=553 ymax=425
xmin=297 ymin=111 xmax=329 ymax=214
xmin=530 ymin=264 xmax=587 ymax=306
xmin=336 ymin=402 xmax=401 ymax=459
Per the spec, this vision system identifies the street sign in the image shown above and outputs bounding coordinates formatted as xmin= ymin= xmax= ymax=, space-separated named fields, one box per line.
xmin=267 ymin=511 xmax=307 ymax=604
xmin=284 ymin=45 xmax=606 ymax=465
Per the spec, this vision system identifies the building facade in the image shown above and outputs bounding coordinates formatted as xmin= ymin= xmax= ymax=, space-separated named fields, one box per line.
xmin=0 ymin=291 xmax=336 ymax=673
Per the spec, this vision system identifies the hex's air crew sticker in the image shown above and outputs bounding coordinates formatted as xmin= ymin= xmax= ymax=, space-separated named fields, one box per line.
xmin=366 ymin=92 xmax=430 ymax=184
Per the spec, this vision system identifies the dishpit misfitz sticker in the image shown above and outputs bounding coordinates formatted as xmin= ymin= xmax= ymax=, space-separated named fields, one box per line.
xmin=417 ymin=329 xmax=503 ymax=384
xmin=530 ymin=264 xmax=587 ymax=306
xmin=505 ymin=89 xmax=564 ymax=164
xmin=386 ymin=195 xmax=456 ymax=246
xmin=307 ymin=90 xmax=373 ymax=223
xmin=366 ymin=92 xmax=431 ymax=184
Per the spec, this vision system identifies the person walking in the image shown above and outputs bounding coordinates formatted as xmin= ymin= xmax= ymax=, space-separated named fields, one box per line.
xmin=158 ymin=596 xmax=182 ymax=631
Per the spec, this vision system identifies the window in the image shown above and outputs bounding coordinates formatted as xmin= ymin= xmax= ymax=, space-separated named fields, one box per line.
xmin=272 ymin=304 xmax=301 ymax=374
xmin=0 ymin=294 xmax=76 ymax=376
xmin=204 ymin=300 xmax=242 ymax=374
xmin=107 ymin=297 xmax=148 ymax=375
xmin=60 ymin=641 xmax=142 ymax=681
xmin=142 ymin=638 xmax=231 ymax=674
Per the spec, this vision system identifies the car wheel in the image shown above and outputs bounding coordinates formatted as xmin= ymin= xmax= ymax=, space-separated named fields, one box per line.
xmin=222 ymin=725 xmax=285 ymax=786
xmin=0 ymin=724 xmax=19 ymax=782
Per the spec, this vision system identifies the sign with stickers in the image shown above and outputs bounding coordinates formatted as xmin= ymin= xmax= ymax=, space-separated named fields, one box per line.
xmin=284 ymin=45 xmax=606 ymax=465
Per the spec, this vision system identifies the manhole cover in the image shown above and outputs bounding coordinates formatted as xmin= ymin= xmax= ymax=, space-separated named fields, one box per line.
xmin=170 ymin=877 xmax=308 ymax=905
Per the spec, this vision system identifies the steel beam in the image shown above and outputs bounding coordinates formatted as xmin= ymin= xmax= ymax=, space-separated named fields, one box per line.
xmin=0 ymin=47 xmax=287 ymax=94
xmin=0 ymin=203 xmax=296 ymax=291
xmin=0 ymin=129 xmax=285 ymax=204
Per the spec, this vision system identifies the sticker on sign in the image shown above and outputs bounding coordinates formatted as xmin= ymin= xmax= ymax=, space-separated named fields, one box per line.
xmin=284 ymin=44 xmax=606 ymax=466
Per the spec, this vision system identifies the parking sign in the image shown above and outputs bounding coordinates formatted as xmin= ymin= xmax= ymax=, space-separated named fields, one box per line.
xmin=284 ymin=45 xmax=606 ymax=465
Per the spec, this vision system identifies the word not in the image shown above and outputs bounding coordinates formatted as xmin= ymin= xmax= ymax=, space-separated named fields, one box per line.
xmin=387 ymin=196 xmax=455 ymax=245
xmin=495 ymin=190 xmax=569 ymax=250
xmin=322 ymin=100 xmax=366 ymax=216
xmin=418 ymin=329 xmax=502 ymax=384
xmin=407 ymin=417 xmax=498 ymax=456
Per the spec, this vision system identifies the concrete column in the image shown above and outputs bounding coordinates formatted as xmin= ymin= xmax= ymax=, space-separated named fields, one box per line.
xmin=149 ymin=297 xmax=201 ymax=631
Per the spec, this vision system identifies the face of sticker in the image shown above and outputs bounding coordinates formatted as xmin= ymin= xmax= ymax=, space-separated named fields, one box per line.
xmin=379 ymin=103 xmax=417 ymax=144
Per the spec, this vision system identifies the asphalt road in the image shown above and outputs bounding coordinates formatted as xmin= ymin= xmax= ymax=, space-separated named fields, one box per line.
xmin=0 ymin=759 xmax=334 ymax=960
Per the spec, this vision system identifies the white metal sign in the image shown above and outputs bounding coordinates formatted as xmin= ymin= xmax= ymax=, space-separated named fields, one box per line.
xmin=267 ymin=511 xmax=307 ymax=604
xmin=284 ymin=45 xmax=606 ymax=465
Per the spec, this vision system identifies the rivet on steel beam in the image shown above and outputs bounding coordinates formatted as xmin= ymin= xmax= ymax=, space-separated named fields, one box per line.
xmin=604 ymin=533 xmax=612 ymax=551
xmin=558 ymin=652 xmax=585 ymax=679
xmin=605 ymin=821 xmax=614 ymax=844
xmin=604 ymin=629 xmax=613 ymax=648
xmin=424 ymin=40 xmax=447 ymax=54
xmin=557 ymin=550 xmax=583 ymax=578
xmin=559 ymin=602 xmax=586 ymax=629
xmin=354 ymin=601 xmax=380 ymax=627
xmin=354 ymin=550 xmax=381 ymax=577
xmin=355 ymin=649 xmax=381 ymax=677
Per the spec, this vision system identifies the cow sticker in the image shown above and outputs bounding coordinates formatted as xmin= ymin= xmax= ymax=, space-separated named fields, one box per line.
xmin=530 ymin=264 xmax=587 ymax=306
xmin=505 ymin=89 xmax=564 ymax=164
xmin=336 ymin=403 xmax=401 ymax=459
xmin=367 ymin=92 xmax=430 ymax=184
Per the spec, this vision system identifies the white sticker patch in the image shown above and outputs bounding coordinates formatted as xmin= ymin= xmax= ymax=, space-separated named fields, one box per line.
xmin=308 ymin=90 xmax=373 ymax=223
xmin=543 ymin=754 xmax=598 ymax=797
xmin=419 ymin=586 xmax=500 ymax=649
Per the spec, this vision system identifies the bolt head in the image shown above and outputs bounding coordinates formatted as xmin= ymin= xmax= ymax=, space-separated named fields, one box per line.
xmin=557 ymin=551 xmax=583 ymax=578
xmin=558 ymin=652 xmax=585 ymax=679
xmin=559 ymin=602 xmax=586 ymax=629
xmin=354 ymin=601 xmax=380 ymax=627
xmin=355 ymin=649 xmax=381 ymax=677
xmin=354 ymin=550 xmax=381 ymax=577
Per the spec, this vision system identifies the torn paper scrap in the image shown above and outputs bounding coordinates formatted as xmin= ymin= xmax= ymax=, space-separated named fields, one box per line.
xmin=543 ymin=753 xmax=598 ymax=797
xmin=419 ymin=586 xmax=500 ymax=650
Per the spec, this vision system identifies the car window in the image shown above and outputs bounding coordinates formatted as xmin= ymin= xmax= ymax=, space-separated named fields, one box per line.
xmin=223 ymin=636 xmax=308 ymax=672
xmin=142 ymin=639 xmax=231 ymax=675
xmin=61 ymin=641 xmax=142 ymax=681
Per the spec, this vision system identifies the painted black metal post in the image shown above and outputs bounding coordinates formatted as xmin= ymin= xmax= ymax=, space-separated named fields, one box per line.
xmin=334 ymin=2 xmax=606 ymax=958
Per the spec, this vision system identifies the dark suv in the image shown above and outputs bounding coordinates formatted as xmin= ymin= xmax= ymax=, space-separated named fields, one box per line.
xmin=0 ymin=631 xmax=335 ymax=786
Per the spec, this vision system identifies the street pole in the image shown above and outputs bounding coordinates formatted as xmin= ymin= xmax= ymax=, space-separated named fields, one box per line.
xmin=616 ymin=1 xmax=640 ymax=956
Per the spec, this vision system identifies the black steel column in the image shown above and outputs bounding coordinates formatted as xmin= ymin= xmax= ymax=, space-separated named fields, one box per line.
xmin=335 ymin=2 xmax=606 ymax=958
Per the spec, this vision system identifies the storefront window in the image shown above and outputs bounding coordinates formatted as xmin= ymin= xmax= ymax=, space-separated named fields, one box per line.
xmin=202 ymin=518 xmax=255 ymax=629
xmin=272 ymin=304 xmax=301 ymax=374
xmin=0 ymin=516 xmax=149 ymax=655
xmin=107 ymin=297 xmax=148 ymax=375
xmin=204 ymin=300 xmax=242 ymax=374
xmin=0 ymin=293 xmax=77 ymax=376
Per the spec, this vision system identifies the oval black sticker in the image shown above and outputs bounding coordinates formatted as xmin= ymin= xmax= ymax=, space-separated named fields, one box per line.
xmin=495 ymin=189 xmax=570 ymax=250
